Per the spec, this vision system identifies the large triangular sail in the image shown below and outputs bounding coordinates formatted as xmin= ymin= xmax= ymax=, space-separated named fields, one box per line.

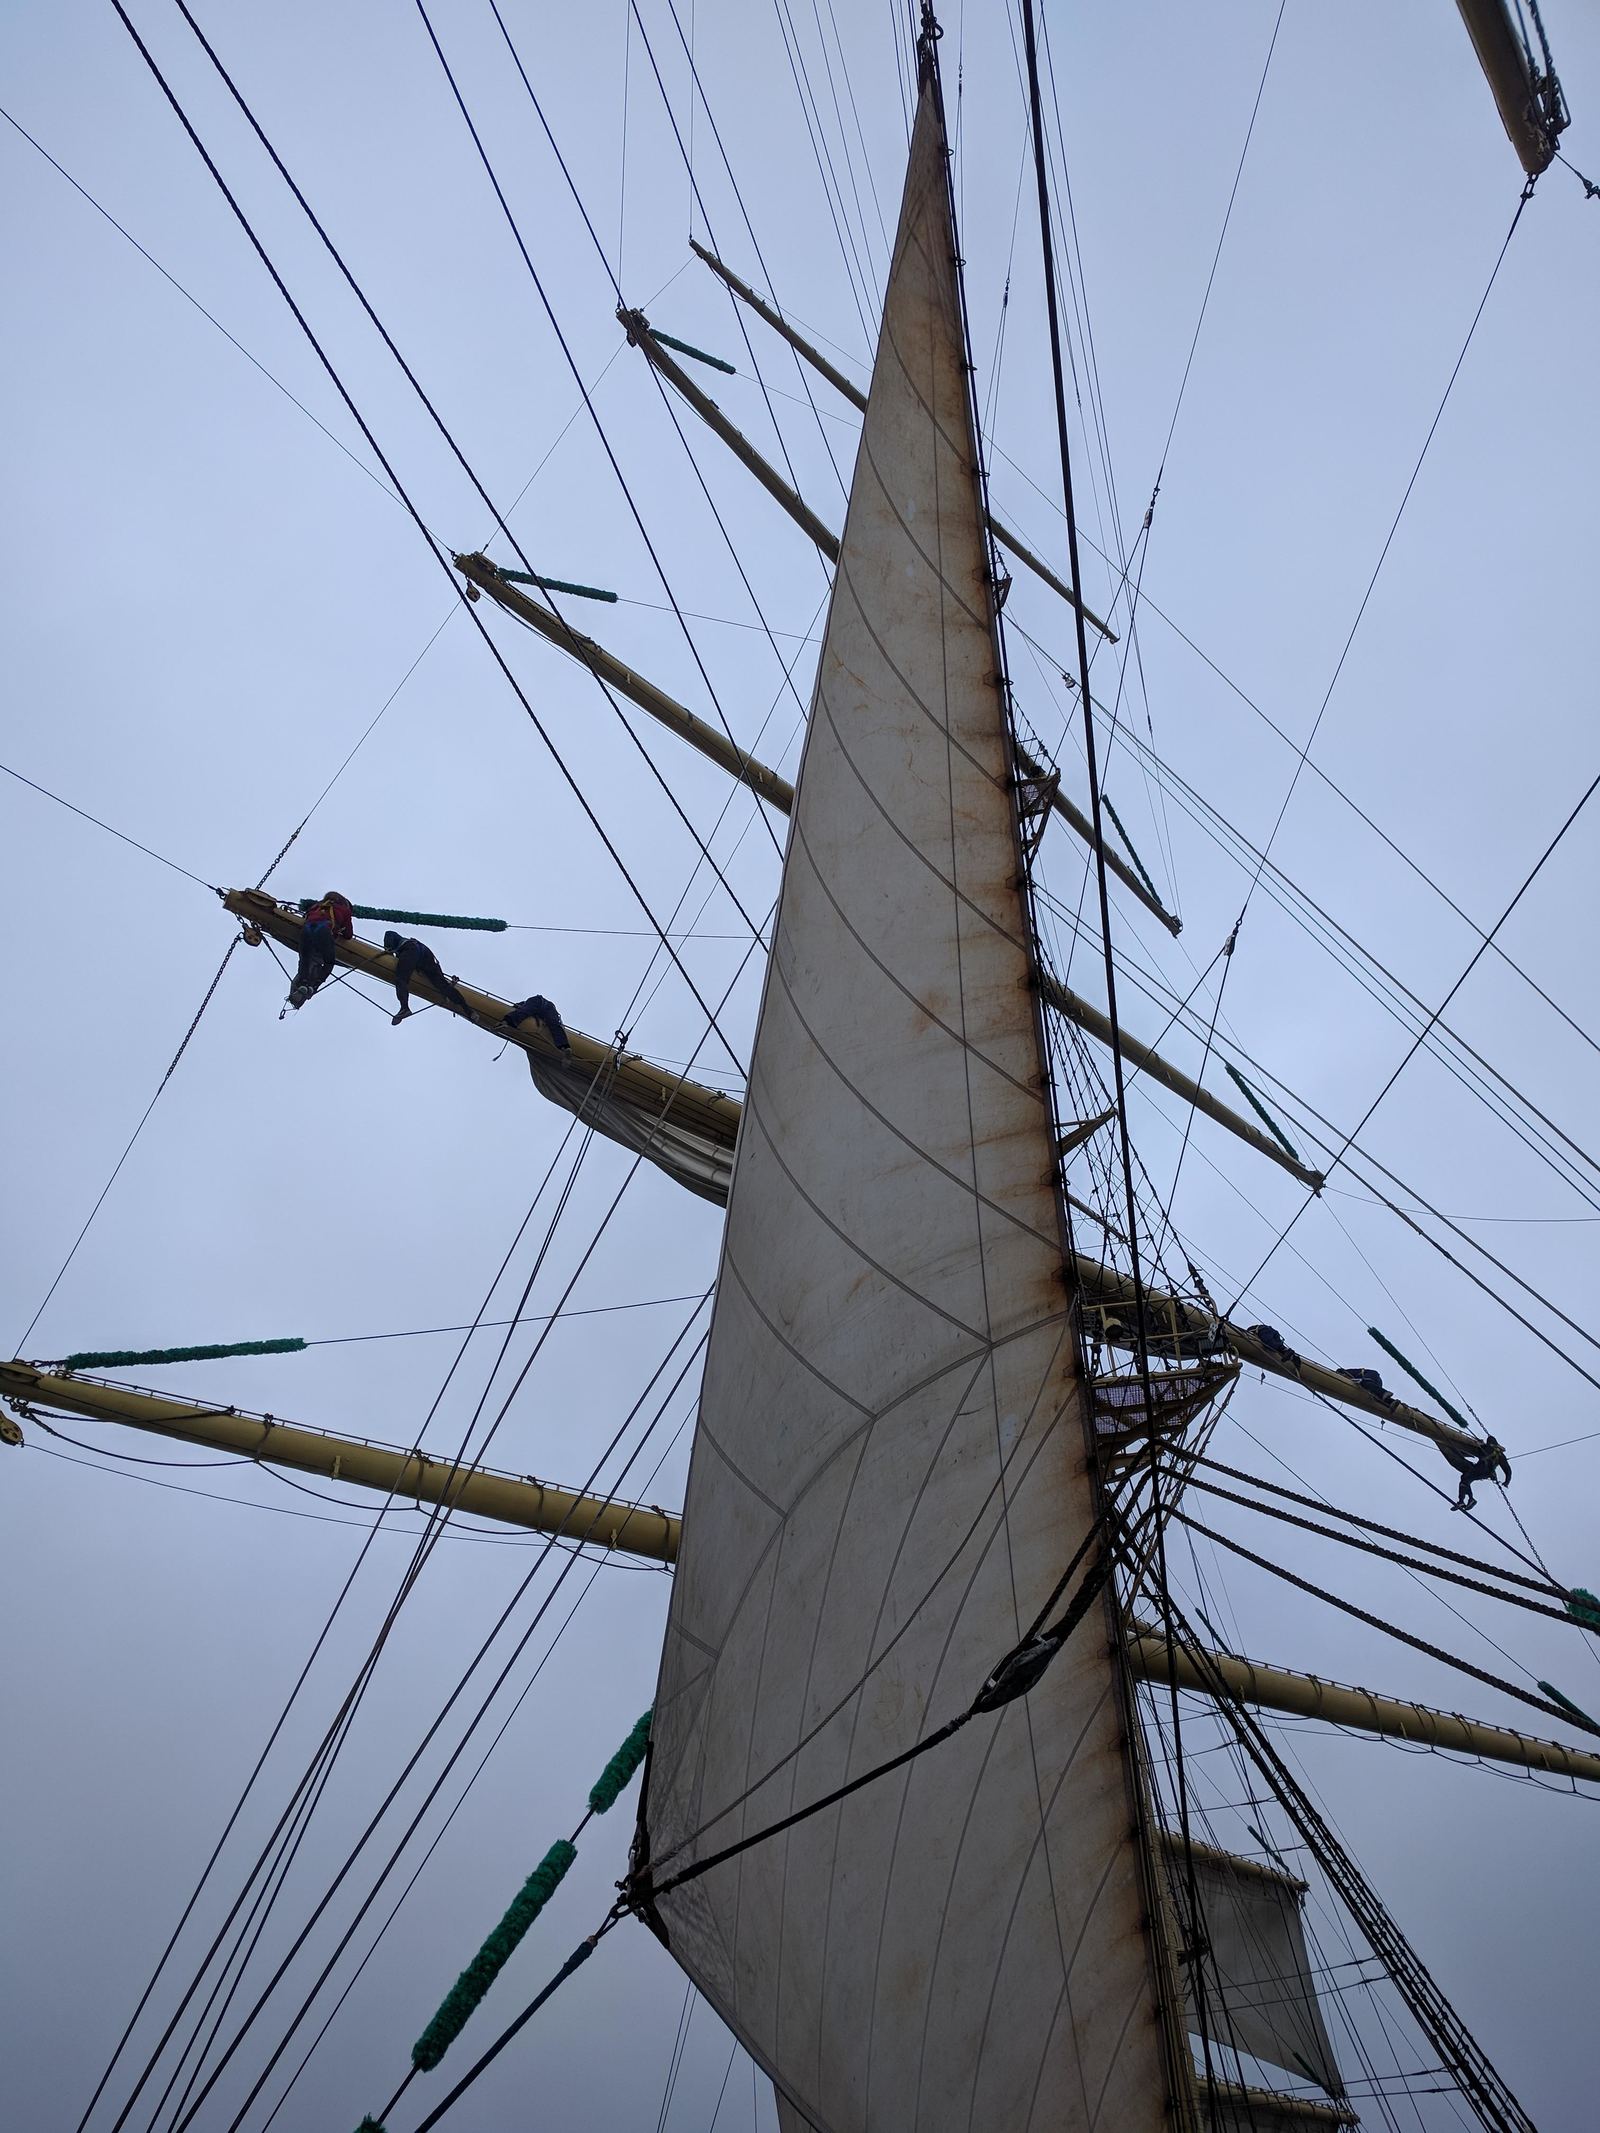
xmin=639 ymin=43 xmax=1179 ymax=2133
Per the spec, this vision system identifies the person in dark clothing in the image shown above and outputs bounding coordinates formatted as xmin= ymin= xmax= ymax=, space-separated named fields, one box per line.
xmin=1244 ymin=1323 xmax=1301 ymax=1371
xmin=1337 ymin=1365 xmax=1396 ymax=1409
xmin=504 ymin=994 xmax=571 ymax=1052
xmin=382 ymin=931 xmax=471 ymax=1024
xmin=289 ymin=891 xmax=354 ymax=1009
xmin=1439 ymin=1434 xmax=1512 ymax=1512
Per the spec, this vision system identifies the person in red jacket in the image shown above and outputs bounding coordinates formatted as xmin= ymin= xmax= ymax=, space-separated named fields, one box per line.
xmin=289 ymin=891 xmax=354 ymax=1010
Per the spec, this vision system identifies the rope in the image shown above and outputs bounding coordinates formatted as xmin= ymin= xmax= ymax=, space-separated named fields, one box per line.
xmin=1186 ymin=1452 xmax=1562 ymax=1597
xmin=411 ymin=0 xmax=795 ymax=914
xmin=1144 ymin=0 xmax=1287 ymax=507
xmin=404 ymin=1706 xmax=651 ymax=2076
xmin=1180 ymin=1474 xmax=1576 ymax=1627
xmin=1 ymin=756 xmax=214 ymax=891
xmin=1149 ymin=1588 xmax=1539 ymax=2133
xmin=104 ymin=1114 xmax=643 ymax=2128
xmin=1231 ymin=178 xmax=1536 ymax=929
xmin=476 ymin=0 xmax=821 ymax=890
xmin=172 ymin=1303 xmax=711 ymax=2132
xmin=1173 ymin=1508 xmax=1600 ymax=1736
xmin=404 ymin=1925 xmax=613 ymax=2133
xmin=642 ymin=1546 xmax=1111 ymax=1908
xmin=1015 ymin=21 xmax=1222 ymax=2098
xmin=1328 ymin=1400 xmax=1552 ymax=1582
xmin=16 ymin=936 xmax=239 ymax=1351
xmin=0 ymin=104 xmax=399 ymax=513
xmin=136 ymin=0 xmax=761 ymax=1079
xmin=1227 ymin=755 xmax=1600 ymax=1315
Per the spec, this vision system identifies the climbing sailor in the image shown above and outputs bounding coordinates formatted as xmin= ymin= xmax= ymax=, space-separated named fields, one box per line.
xmin=1439 ymin=1434 xmax=1512 ymax=1512
xmin=383 ymin=931 xmax=472 ymax=1025
xmin=289 ymin=890 xmax=354 ymax=1010
xmin=504 ymin=994 xmax=571 ymax=1052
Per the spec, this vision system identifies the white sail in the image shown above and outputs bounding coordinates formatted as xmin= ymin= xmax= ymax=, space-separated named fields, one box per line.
xmin=1166 ymin=1839 xmax=1343 ymax=2096
xmin=641 ymin=57 xmax=1175 ymax=2133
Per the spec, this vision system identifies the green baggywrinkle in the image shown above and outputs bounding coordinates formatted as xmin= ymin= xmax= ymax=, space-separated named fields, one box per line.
xmin=1537 ymin=1680 xmax=1600 ymax=1731
xmin=1100 ymin=793 xmax=1165 ymax=911
xmin=410 ymin=1841 xmax=578 ymax=2072
xmin=1365 ymin=1326 xmax=1477 ymax=1437
xmin=651 ymin=326 xmax=736 ymax=374
xmin=589 ymin=1709 xmax=652 ymax=1816
xmin=298 ymin=901 xmax=508 ymax=933
xmin=1223 ymin=1063 xmax=1304 ymax=1167
xmin=59 ymin=1338 xmax=305 ymax=1371
xmin=495 ymin=568 xmax=617 ymax=603
xmin=377 ymin=1707 xmax=653 ymax=2112
xmin=1567 ymin=1588 xmax=1600 ymax=1634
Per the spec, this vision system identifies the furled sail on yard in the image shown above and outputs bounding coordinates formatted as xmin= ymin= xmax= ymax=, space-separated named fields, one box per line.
xmin=639 ymin=49 xmax=1180 ymax=2133
xmin=519 ymin=1051 xmax=734 ymax=1205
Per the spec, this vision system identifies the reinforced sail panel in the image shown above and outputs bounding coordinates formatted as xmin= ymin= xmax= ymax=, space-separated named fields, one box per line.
xmin=641 ymin=60 xmax=1172 ymax=2133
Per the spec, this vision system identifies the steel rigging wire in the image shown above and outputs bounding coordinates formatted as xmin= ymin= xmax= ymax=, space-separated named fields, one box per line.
xmin=1011 ymin=0 xmax=1231 ymax=2112
xmin=107 ymin=882 xmax=764 ymax=2128
xmin=140 ymin=1123 xmax=624 ymax=2130
xmin=75 ymin=20 xmax=1595 ymax=2133
xmin=479 ymin=0 xmax=848 ymax=766
xmin=93 ymin=863 xmax=764 ymax=2125
xmin=657 ymin=0 xmax=858 ymax=501
xmin=185 ymin=1310 xmax=714 ymax=2133
xmin=1035 ymin=882 xmax=1600 ymax=1399
xmin=1018 ymin=646 xmax=1600 ymax=1209
xmin=1133 ymin=1583 xmax=1540 ymax=2133
xmin=86 ymin=1103 xmax=613 ymax=2133
xmin=1226 ymin=760 xmax=1600 ymax=1316
xmin=384 ymin=0 xmax=799 ymax=886
xmin=137 ymin=0 xmax=769 ymax=1076
xmin=259 ymin=1354 xmax=702 ymax=2126
xmin=167 ymin=0 xmax=785 ymax=998
xmin=1059 ymin=0 xmax=1290 ymax=921
xmin=148 ymin=912 xmax=771 ymax=2127
xmin=992 ymin=388 xmax=1600 ymax=1073
xmin=15 ymin=937 xmax=239 ymax=1353
xmin=74 ymin=11 xmax=800 ymax=2089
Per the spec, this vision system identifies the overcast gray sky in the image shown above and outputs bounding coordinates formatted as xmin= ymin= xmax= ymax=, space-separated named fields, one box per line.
xmin=4 ymin=1 xmax=1599 ymax=2127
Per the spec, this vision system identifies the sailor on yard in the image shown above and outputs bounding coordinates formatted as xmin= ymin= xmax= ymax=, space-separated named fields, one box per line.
xmin=504 ymin=994 xmax=571 ymax=1051
xmin=289 ymin=890 xmax=353 ymax=1009
xmin=383 ymin=931 xmax=471 ymax=1025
